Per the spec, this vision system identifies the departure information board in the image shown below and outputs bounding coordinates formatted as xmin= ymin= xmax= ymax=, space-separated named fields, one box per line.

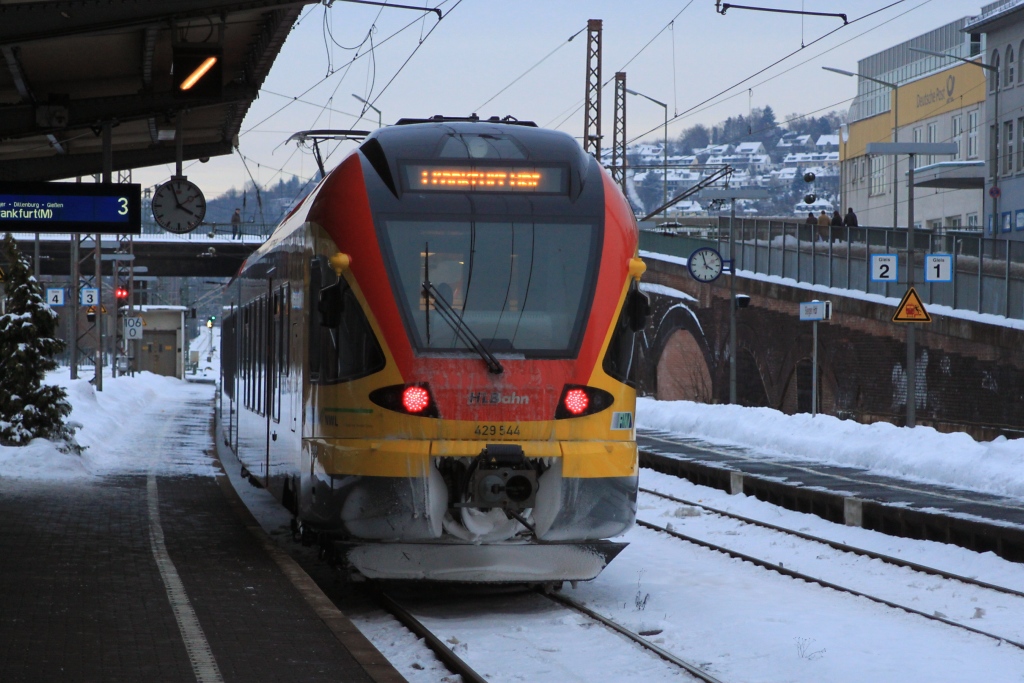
xmin=0 ymin=182 xmax=142 ymax=234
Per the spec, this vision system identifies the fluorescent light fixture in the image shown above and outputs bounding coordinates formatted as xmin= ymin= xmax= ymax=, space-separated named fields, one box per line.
xmin=179 ymin=57 xmax=218 ymax=91
xmin=157 ymin=129 xmax=176 ymax=141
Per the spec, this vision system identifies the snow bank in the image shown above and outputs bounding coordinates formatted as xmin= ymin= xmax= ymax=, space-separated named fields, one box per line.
xmin=638 ymin=397 xmax=1024 ymax=499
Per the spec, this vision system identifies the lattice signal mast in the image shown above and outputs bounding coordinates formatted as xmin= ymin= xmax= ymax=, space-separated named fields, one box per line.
xmin=612 ymin=71 xmax=627 ymax=193
xmin=583 ymin=19 xmax=602 ymax=160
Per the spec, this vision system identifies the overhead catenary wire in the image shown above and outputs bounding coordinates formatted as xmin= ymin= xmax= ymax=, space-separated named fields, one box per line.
xmin=225 ymin=0 xmax=459 ymax=196
xmin=241 ymin=0 xmax=457 ymax=137
xmin=627 ymin=0 xmax=914 ymax=145
xmin=475 ymin=25 xmax=587 ymax=112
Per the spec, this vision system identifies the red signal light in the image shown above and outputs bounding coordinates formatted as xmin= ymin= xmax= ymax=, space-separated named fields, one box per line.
xmin=563 ymin=388 xmax=589 ymax=415
xmin=401 ymin=386 xmax=431 ymax=413
xmin=115 ymin=287 xmax=128 ymax=300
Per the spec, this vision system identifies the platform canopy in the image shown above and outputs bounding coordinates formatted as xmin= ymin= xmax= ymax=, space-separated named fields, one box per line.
xmin=0 ymin=0 xmax=315 ymax=182
xmin=911 ymin=161 xmax=987 ymax=190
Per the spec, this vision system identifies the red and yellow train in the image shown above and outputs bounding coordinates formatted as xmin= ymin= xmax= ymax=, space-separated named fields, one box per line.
xmin=221 ymin=115 xmax=648 ymax=582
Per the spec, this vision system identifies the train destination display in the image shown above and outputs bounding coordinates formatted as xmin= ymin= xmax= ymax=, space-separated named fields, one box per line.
xmin=0 ymin=182 xmax=142 ymax=234
xmin=402 ymin=163 xmax=567 ymax=194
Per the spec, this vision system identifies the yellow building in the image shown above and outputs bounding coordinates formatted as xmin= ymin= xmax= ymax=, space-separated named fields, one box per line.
xmin=841 ymin=19 xmax=988 ymax=230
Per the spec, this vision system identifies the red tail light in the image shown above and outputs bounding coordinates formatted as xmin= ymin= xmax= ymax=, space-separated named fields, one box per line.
xmin=402 ymin=386 xmax=431 ymax=413
xmin=369 ymin=383 xmax=440 ymax=417
xmin=554 ymin=384 xmax=615 ymax=419
xmin=563 ymin=388 xmax=589 ymax=415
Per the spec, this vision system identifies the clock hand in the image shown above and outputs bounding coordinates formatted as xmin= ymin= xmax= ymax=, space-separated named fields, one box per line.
xmin=169 ymin=185 xmax=197 ymax=217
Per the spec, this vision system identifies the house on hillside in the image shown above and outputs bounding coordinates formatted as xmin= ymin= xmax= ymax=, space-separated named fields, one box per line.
xmin=776 ymin=132 xmax=814 ymax=150
xmin=734 ymin=141 xmax=767 ymax=156
xmin=782 ymin=151 xmax=839 ymax=168
xmin=816 ymin=134 xmax=839 ymax=152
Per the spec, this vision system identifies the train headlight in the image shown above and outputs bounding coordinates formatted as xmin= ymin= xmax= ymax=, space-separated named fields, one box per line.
xmin=554 ymin=385 xmax=615 ymax=419
xmin=402 ymin=386 xmax=431 ymax=413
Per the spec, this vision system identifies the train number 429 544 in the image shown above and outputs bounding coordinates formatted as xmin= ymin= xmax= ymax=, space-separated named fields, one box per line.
xmin=474 ymin=423 xmax=521 ymax=436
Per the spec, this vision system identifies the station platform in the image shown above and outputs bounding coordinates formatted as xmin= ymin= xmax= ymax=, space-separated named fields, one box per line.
xmin=639 ymin=430 xmax=1024 ymax=563
xmin=0 ymin=395 xmax=404 ymax=682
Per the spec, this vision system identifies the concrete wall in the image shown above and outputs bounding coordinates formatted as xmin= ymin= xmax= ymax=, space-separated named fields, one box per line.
xmin=638 ymin=255 xmax=1024 ymax=439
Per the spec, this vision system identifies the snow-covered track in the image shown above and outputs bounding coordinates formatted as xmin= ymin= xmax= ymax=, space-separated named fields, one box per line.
xmin=640 ymin=486 xmax=1024 ymax=600
xmin=370 ymin=587 xmax=721 ymax=682
xmin=637 ymin=490 xmax=1024 ymax=652
xmin=375 ymin=590 xmax=489 ymax=683
xmin=542 ymin=590 xmax=728 ymax=683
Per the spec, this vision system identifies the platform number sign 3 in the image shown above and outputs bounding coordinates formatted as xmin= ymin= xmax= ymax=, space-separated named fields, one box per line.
xmin=80 ymin=287 xmax=99 ymax=306
xmin=924 ymin=254 xmax=953 ymax=282
xmin=870 ymin=254 xmax=899 ymax=282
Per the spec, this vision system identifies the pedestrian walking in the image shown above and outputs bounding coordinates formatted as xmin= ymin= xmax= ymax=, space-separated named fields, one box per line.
xmin=805 ymin=212 xmax=816 ymax=225
xmin=830 ymin=210 xmax=843 ymax=226
xmin=231 ymin=208 xmax=241 ymax=239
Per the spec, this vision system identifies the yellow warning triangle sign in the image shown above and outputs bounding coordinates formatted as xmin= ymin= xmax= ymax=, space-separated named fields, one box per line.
xmin=0 ymin=266 xmax=5 ymax=281
xmin=892 ymin=286 xmax=931 ymax=323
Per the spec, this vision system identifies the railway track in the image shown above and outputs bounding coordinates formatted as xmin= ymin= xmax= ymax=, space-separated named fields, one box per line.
xmin=374 ymin=587 xmax=728 ymax=683
xmin=638 ymin=485 xmax=1024 ymax=651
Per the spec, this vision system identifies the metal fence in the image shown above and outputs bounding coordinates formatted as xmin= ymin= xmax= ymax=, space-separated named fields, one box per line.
xmin=638 ymin=219 xmax=1024 ymax=321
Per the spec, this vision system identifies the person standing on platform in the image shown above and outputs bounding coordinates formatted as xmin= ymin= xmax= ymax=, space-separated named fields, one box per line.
xmin=844 ymin=207 xmax=859 ymax=227
xmin=806 ymin=212 xmax=816 ymax=225
xmin=231 ymin=208 xmax=242 ymax=239
xmin=830 ymin=210 xmax=843 ymax=226
xmin=816 ymin=210 xmax=829 ymax=241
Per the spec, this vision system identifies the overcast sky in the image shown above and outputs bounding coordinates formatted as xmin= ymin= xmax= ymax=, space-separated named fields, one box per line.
xmin=135 ymin=0 xmax=984 ymax=199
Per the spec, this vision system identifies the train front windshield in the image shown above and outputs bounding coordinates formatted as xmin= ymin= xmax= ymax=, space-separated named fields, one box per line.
xmin=381 ymin=217 xmax=600 ymax=357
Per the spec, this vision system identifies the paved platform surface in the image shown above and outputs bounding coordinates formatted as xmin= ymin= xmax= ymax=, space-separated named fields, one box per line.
xmin=639 ymin=430 xmax=1024 ymax=562
xmin=0 ymin=388 xmax=403 ymax=683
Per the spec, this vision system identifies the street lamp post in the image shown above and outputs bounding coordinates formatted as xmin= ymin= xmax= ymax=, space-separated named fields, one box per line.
xmin=823 ymin=66 xmax=900 ymax=229
xmin=702 ymin=187 xmax=771 ymax=404
xmin=352 ymin=93 xmax=382 ymax=128
xmin=626 ymin=88 xmax=669 ymax=208
xmin=909 ymin=47 xmax=999 ymax=235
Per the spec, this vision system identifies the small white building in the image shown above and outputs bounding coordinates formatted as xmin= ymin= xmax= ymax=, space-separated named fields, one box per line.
xmin=133 ymin=305 xmax=186 ymax=379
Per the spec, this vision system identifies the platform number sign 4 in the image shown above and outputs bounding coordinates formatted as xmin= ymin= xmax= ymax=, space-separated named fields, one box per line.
xmin=870 ymin=254 xmax=899 ymax=282
xmin=924 ymin=254 xmax=953 ymax=282
xmin=80 ymin=287 xmax=99 ymax=306
xmin=45 ymin=288 xmax=64 ymax=307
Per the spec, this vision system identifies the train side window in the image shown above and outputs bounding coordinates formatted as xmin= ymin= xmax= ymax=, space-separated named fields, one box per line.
xmin=311 ymin=258 xmax=385 ymax=384
xmin=308 ymin=261 xmax=322 ymax=380
xmin=222 ymin=307 xmax=236 ymax=400
xmin=272 ymin=291 xmax=281 ymax=423
xmin=280 ymin=283 xmax=290 ymax=378
xmin=601 ymin=286 xmax=647 ymax=387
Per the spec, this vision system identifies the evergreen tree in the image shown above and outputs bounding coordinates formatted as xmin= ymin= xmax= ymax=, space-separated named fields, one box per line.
xmin=0 ymin=234 xmax=77 ymax=450
xmin=678 ymin=124 xmax=710 ymax=154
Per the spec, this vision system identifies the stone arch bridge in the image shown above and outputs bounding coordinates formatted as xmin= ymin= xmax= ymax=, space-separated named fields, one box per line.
xmin=636 ymin=255 xmax=1024 ymax=440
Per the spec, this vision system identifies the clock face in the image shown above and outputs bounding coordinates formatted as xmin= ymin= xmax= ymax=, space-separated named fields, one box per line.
xmin=152 ymin=177 xmax=206 ymax=234
xmin=687 ymin=247 xmax=724 ymax=283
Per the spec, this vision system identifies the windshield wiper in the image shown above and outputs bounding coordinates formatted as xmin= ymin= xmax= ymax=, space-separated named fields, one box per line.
xmin=423 ymin=281 xmax=504 ymax=374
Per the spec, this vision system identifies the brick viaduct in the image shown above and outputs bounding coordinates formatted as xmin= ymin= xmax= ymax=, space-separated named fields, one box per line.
xmin=636 ymin=255 xmax=1024 ymax=440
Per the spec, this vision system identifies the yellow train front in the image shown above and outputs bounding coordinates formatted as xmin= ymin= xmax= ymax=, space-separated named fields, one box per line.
xmin=222 ymin=115 xmax=648 ymax=583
